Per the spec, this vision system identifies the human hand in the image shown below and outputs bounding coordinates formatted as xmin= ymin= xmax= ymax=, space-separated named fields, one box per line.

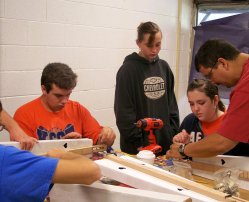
xmin=1 ymin=109 xmax=37 ymax=150
xmin=97 ymin=127 xmax=116 ymax=147
xmin=173 ymin=129 xmax=190 ymax=144
xmin=166 ymin=143 xmax=184 ymax=159
xmin=10 ymin=131 xmax=38 ymax=151
xmin=62 ymin=132 xmax=82 ymax=139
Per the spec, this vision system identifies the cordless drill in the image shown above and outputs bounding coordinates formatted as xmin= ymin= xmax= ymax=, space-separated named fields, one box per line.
xmin=135 ymin=118 xmax=163 ymax=154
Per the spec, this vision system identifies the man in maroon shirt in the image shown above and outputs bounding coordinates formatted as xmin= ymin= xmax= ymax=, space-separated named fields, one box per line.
xmin=167 ymin=39 xmax=249 ymax=158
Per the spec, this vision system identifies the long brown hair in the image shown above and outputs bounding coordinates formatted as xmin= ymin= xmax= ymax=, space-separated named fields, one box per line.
xmin=187 ymin=79 xmax=226 ymax=112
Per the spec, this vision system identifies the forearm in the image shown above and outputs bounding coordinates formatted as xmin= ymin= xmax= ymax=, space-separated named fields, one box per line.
xmin=0 ymin=108 xmax=37 ymax=150
xmin=52 ymin=152 xmax=101 ymax=184
xmin=170 ymin=117 xmax=180 ymax=136
xmin=169 ymin=103 xmax=180 ymax=135
xmin=169 ymin=75 xmax=179 ymax=128
xmin=1 ymin=110 xmax=13 ymax=129
xmin=184 ymin=133 xmax=237 ymax=157
xmin=54 ymin=151 xmax=84 ymax=160
xmin=118 ymin=124 xmax=142 ymax=140
xmin=114 ymin=81 xmax=138 ymax=140
xmin=1 ymin=110 xmax=20 ymax=133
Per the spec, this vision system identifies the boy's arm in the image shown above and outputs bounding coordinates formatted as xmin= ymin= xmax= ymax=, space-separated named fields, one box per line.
xmin=47 ymin=148 xmax=101 ymax=185
xmin=1 ymin=110 xmax=37 ymax=150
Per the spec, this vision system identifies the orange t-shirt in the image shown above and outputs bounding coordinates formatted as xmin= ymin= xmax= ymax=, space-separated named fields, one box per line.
xmin=14 ymin=97 xmax=101 ymax=144
xmin=201 ymin=113 xmax=225 ymax=136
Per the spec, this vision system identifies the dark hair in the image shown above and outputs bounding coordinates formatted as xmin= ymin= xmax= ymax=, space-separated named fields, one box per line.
xmin=0 ymin=101 xmax=2 ymax=113
xmin=41 ymin=63 xmax=77 ymax=93
xmin=195 ymin=39 xmax=240 ymax=72
xmin=187 ymin=79 xmax=226 ymax=112
xmin=137 ymin=21 xmax=161 ymax=47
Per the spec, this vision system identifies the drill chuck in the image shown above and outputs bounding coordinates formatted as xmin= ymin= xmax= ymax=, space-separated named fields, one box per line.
xmin=135 ymin=118 xmax=163 ymax=131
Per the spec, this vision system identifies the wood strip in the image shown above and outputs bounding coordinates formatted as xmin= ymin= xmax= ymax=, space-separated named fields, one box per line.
xmin=39 ymin=144 xmax=107 ymax=156
xmin=70 ymin=144 xmax=107 ymax=155
xmin=231 ymin=197 xmax=249 ymax=202
xmin=105 ymin=154 xmax=247 ymax=202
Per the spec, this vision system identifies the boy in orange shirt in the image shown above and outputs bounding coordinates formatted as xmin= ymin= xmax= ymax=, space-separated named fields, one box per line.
xmin=14 ymin=63 xmax=116 ymax=149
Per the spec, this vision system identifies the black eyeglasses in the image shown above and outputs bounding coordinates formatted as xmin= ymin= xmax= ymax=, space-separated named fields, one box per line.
xmin=204 ymin=67 xmax=214 ymax=80
xmin=204 ymin=60 xmax=219 ymax=80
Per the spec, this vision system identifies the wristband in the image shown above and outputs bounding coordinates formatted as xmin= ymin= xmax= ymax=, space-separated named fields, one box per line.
xmin=178 ymin=144 xmax=187 ymax=157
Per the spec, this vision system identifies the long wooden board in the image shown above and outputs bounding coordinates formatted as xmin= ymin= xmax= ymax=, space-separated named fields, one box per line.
xmin=104 ymin=154 xmax=248 ymax=202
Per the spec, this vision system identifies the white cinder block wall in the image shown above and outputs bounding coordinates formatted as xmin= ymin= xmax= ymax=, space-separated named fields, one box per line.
xmin=0 ymin=0 xmax=194 ymax=150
